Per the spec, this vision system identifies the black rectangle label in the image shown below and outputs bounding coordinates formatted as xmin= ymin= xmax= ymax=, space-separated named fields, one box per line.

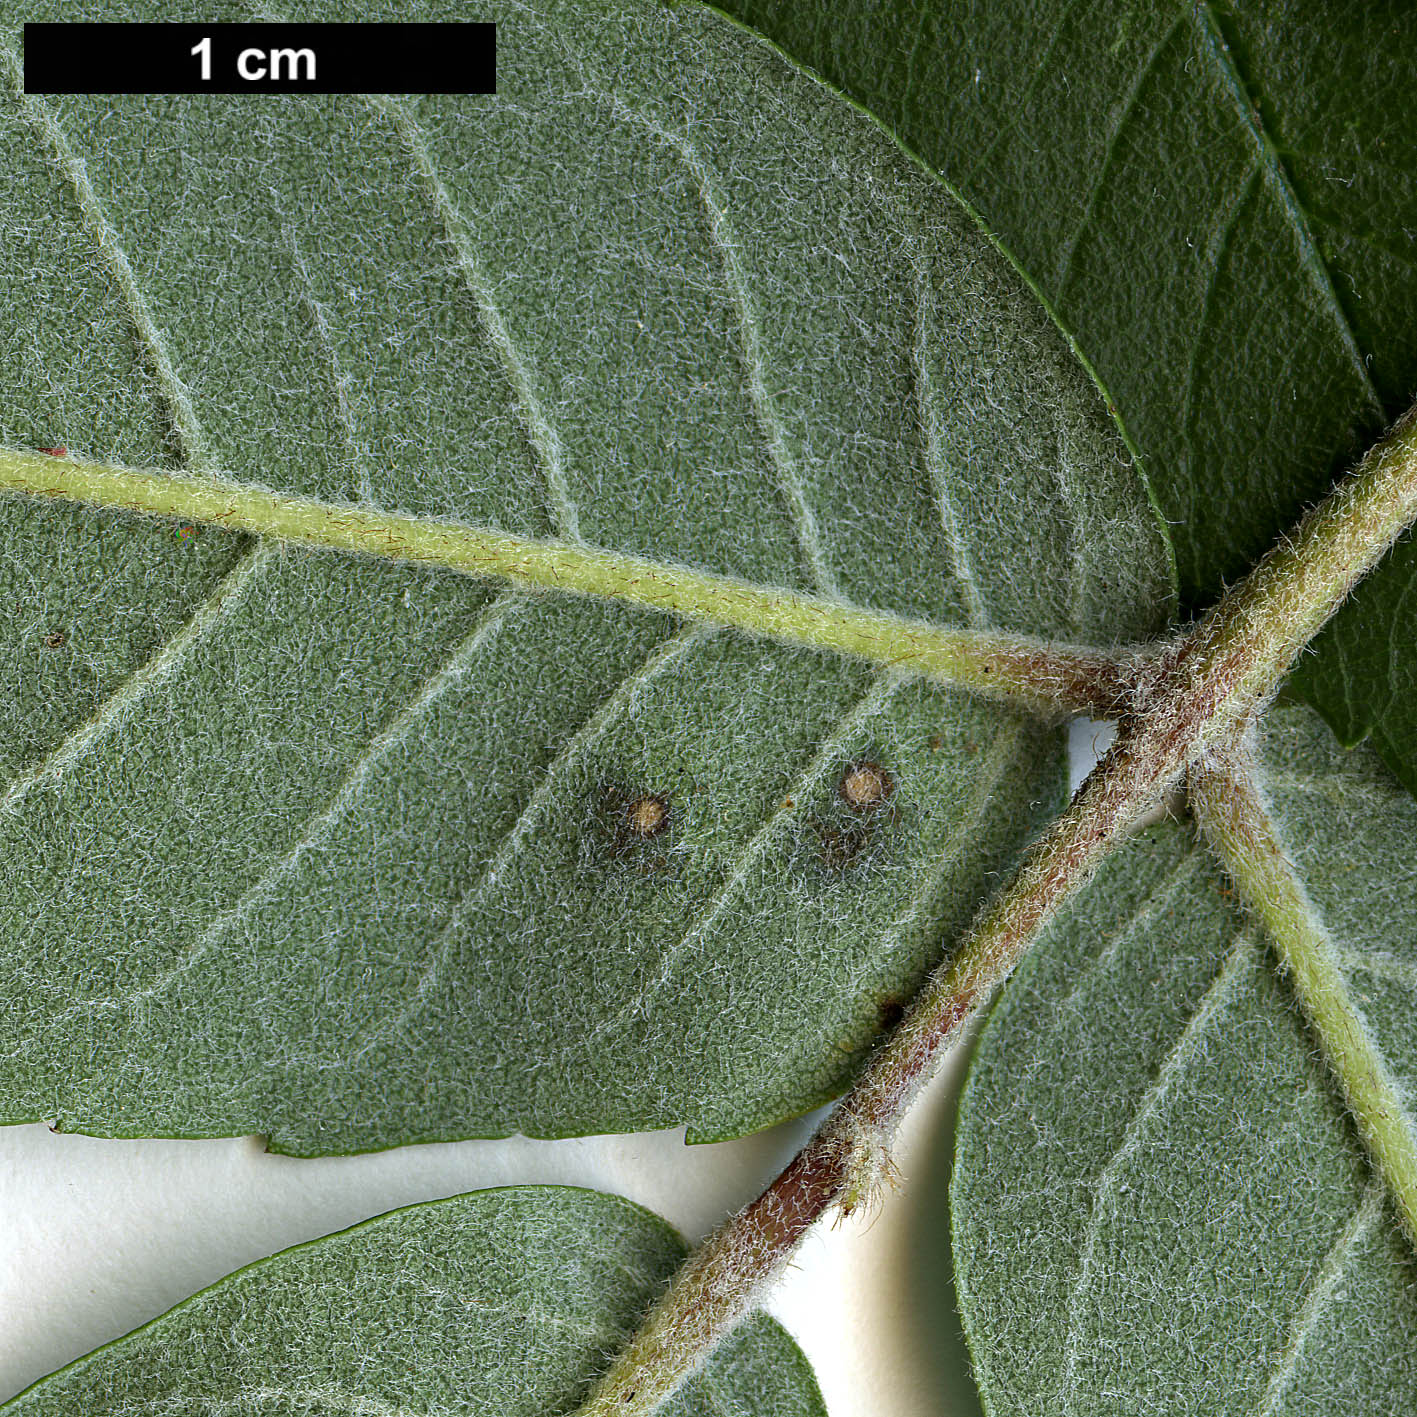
xmin=22 ymin=22 xmax=496 ymax=96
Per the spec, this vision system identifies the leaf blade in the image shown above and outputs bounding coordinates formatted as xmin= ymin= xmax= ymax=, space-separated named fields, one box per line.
xmin=0 ymin=1185 xmax=826 ymax=1416
xmin=0 ymin=0 xmax=1169 ymax=1149
xmin=952 ymin=706 xmax=1417 ymax=1414
xmin=715 ymin=0 xmax=1417 ymax=791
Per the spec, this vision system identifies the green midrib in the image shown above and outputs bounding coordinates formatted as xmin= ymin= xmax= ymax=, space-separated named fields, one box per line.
xmin=0 ymin=445 xmax=1118 ymax=714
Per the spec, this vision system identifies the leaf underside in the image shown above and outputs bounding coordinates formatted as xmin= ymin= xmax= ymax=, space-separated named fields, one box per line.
xmin=716 ymin=0 xmax=1417 ymax=796
xmin=0 ymin=1184 xmax=826 ymax=1417
xmin=953 ymin=705 xmax=1417 ymax=1415
xmin=0 ymin=0 xmax=1171 ymax=1152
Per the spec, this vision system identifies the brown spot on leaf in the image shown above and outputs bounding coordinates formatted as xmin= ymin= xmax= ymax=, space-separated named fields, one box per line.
xmin=800 ymin=753 xmax=906 ymax=880
xmin=816 ymin=823 xmax=870 ymax=872
xmin=625 ymin=793 xmax=670 ymax=839
xmin=42 ymin=629 xmax=66 ymax=649
xmin=586 ymin=780 xmax=679 ymax=874
xmin=840 ymin=760 xmax=893 ymax=810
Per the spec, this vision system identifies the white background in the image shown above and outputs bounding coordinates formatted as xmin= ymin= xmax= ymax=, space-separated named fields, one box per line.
xmin=0 ymin=720 xmax=1113 ymax=1412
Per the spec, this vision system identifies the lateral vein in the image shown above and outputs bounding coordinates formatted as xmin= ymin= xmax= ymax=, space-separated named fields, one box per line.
xmin=1253 ymin=1183 xmax=1383 ymax=1417
xmin=3 ymin=58 xmax=207 ymax=464
xmin=1192 ymin=2 xmax=1384 ymax=419
xmin=1194 ymin=752 xmax=1417 ymax=1244
xmin=574 ymin=669 xmax=905 ymax=1054
xmin=910 ymin=254 xmax=989 ymax=628
xmin=0 ymin=536 xmax=269 ymax=824
xmin=1061 ymin=933 xmax=1255 ymax=1415
xmin=356 ymin=623 xmax=709 ymax=1052
xmin=371 ymin=92 xmax=582 ymax=543
xmin=587 ymin=82 xmax=842 ymax=599
xmin=47 ymin=590 xmax=524 ymax=1024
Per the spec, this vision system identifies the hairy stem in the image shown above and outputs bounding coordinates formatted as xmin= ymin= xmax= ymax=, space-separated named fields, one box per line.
xmin=1192 ymin=752 xmax=1417 ymax=1243
xmin=1170 ymin=403 xmax=1417 ymax=741
xmin=0 ymin=445 xmax=1126 ymax=717
xmin=577 ymin=665 xmax=1205 ymax=1417
xmin=575 ymin=403 xmax=1417 ymax=1416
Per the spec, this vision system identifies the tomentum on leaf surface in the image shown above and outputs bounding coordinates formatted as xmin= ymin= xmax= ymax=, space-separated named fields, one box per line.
xmin=0 ymin=0 xmax=1169 ymax=1152
xmin=1 ymin=1186 xmax=828 ymax=1416
xmin=4 ymin=2 xmax=1417 ymax=1416
xmin=721 ymin=0 xmax=1417 ymax=796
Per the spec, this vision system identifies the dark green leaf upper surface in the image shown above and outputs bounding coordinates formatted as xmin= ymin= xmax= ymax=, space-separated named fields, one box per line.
xmin=718 ymin=0 xmax=1417 ymax=793
xmin=0 ymin=2 xmax=1171 ymax=1150
xmin=952 ymin=706 xmax=1417 ymax=1414
xmin=1 ymin=1185 xmax=826 ymax=1416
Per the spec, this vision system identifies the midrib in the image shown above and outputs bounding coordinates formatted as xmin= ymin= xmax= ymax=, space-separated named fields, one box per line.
xmin=0 ymin=444 xmax=1115 ymax=714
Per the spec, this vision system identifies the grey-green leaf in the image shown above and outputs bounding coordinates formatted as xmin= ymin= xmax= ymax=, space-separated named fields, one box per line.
xmin=0 ymin=1184 xmax=825 ymax=1416
xmin=715 ymin=0 xmax=1417 ymax=795
xmin=0 ymin=1 xmax=1170 ymax=1150
xmin=952 ymin=705 xmax=1417 ymax=1415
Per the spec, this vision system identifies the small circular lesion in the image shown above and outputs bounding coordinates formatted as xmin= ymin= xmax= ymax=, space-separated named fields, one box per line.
xmin=839 ymin=759 xmax=893 ymax=811
xmin=801 ymin=752 xmax=905 ymax=880
xmin=625 ymin=793 xmax=670 ymax=840
xmin=41 ymin=628 xmax=67 ymax=650
xmin=582 ymin=779 xmax=681 ymax=876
